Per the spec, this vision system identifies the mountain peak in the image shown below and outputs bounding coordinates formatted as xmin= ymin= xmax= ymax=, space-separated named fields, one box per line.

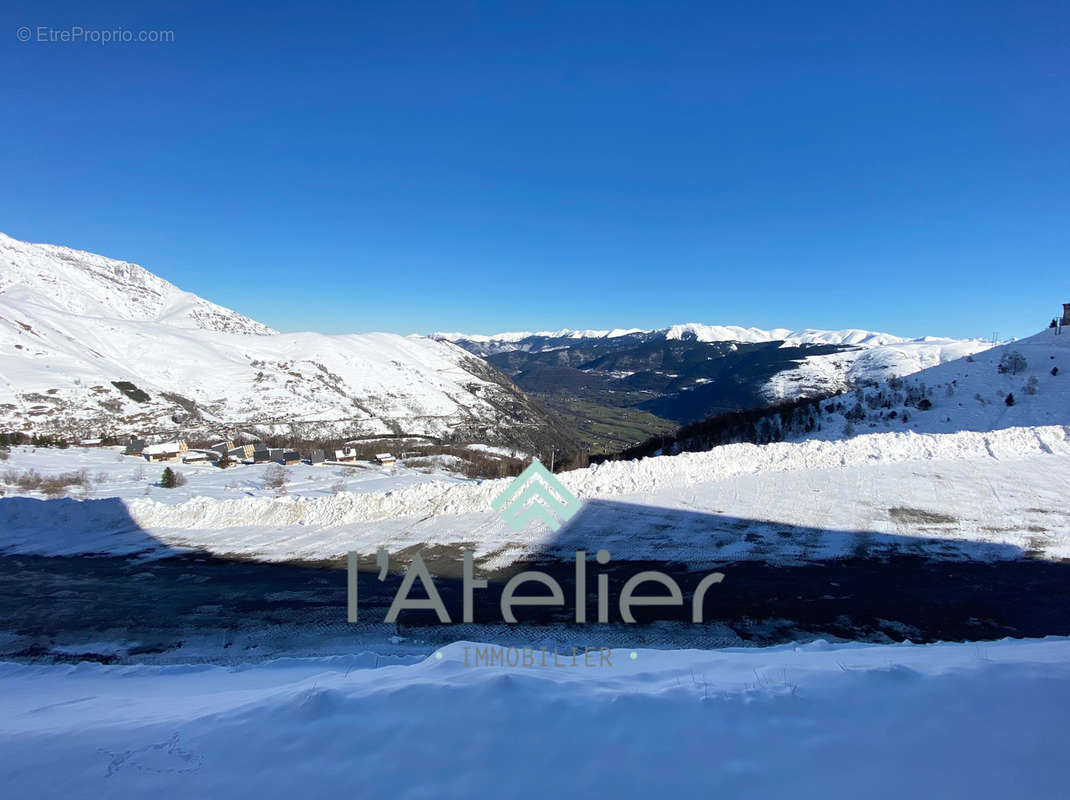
xmin=0 ymin=232 xmax=276 ymax=336
xmin=0 ymin=233 xmax=559 ymax=444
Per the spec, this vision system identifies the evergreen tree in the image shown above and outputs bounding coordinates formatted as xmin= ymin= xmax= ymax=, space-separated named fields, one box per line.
xmin=1005 ymin=393 xmax=1015 ymax=407
xmin=161 ymin=466 xmax=177 ymax=488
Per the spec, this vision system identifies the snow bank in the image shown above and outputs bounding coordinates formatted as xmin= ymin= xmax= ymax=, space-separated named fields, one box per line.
xmin=4 ymin=424 xmax=1060 ymax=535
xmin=1 ymin=637 xmax=1068 ymax=797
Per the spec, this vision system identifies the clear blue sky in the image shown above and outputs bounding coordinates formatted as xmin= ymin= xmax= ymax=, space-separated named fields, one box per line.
xmin=2 ymin=0 xmax=1067 ymax=339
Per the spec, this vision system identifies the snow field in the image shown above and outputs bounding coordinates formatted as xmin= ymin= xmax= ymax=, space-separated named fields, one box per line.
xmin=1 ymin=637 xmax=1068 ymax=798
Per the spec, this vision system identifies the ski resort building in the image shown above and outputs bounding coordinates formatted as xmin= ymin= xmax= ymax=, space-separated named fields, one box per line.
xmin=334 ymin=447 xmax=358 ymax=463
xmin=229 ymin=444 xmax=254 ymax=461
xmin=143 ymin=441 xmax=188 ymax=462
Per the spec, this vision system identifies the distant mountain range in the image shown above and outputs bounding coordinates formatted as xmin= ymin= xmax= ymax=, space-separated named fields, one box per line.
xmin=0 ymin=233 xmax=562 ymax=449
xmin=437 ymin=327 xmax=991 ymax=449
xmin=0 ymin=231 xmax=994 ymax=453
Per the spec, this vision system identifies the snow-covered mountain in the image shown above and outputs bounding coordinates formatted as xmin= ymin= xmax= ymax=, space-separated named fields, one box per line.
xmin=437 ymin=324 xmax=990 ymax=402
xmin=436 ymin=325 xmax=992 ymax=443
xmin=438 ymin=323 xmax=949 ymax=350
xmin=622 ymin=326 xmax=1069 ymax=461
xmin=0 ymin=233 xmax=275 ymax=336
xmin=0 ymin=233 xmax=556 ymax=444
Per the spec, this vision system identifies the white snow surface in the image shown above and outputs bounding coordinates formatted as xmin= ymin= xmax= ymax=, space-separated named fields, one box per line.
xmin=0 ymin=232 xmax=539 ymax=438
xmin=1 ymin=636 xmax=1068 ymax=798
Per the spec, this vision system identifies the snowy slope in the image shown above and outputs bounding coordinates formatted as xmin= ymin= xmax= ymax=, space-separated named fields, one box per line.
xmin=762 ymin=336 xmax=991 ymax=402
xmin=1 ymin=637 xmax=1068 ymax=798
xmin=0 ymin=232 xmax=274 ymax=335
xmin=795 ymin=327 xmax=1070 ymax=439
xmin=0 ymin=233 xmax=550 ymax=441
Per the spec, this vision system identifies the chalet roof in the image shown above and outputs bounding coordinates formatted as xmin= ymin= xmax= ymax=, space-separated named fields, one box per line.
xmin=143 ymin=441 xmax=183 ymax=456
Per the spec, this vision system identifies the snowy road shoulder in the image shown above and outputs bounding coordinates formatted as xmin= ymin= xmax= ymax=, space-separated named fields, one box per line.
xmin=1 ymin=637 xmax=1069 ymax=798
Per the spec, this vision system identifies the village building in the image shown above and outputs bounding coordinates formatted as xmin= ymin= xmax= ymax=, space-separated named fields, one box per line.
xmin=143 ymin=441 xmax=188 ymax=462
xmin=308 ymin=449 xmax=326 ymax=465
xmin=79 ymin=438 xmax=102 ymax=448
xmin=124 ymin=439 xmax=146 ymax=457
xmin=229 ymin=444 xmax=254 ymax=462
xmin=375 ymin=452 xmax=397 ymax=466
xmin=251 ymin=444 xmax=271 ymax=463
xmin=334 ymin=447 xmax=358 ymax=463
xmin=281 ymin=450 xmax=302 ymax=465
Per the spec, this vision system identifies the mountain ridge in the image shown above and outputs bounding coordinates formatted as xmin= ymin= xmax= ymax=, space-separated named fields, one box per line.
xmin=437 ymin=325 xmax=992 ymax=448
xmin=0 ymin=233 xmax=563 ymax=448
xmin=434 ymin=323 xmax=960 ymax=349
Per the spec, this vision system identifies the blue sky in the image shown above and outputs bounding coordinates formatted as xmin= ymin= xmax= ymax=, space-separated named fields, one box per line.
xmin=2 ymin=0 xmax=1067 ymax=339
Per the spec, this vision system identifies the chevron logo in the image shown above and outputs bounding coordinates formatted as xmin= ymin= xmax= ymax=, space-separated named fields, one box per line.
xmin=490 ymin=459 xmax=582 ymax=532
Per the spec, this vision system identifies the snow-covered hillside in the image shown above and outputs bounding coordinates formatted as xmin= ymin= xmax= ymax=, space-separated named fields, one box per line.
xmin=0 ymin=232 xmax=274 ymax=336
xmin=800 ymin=327 xmax=1070 ymax=439
xmin=0 ymin=233 xmax=551 ymax=442
xmin=762 ymin=336 xmax=992 ymax=402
